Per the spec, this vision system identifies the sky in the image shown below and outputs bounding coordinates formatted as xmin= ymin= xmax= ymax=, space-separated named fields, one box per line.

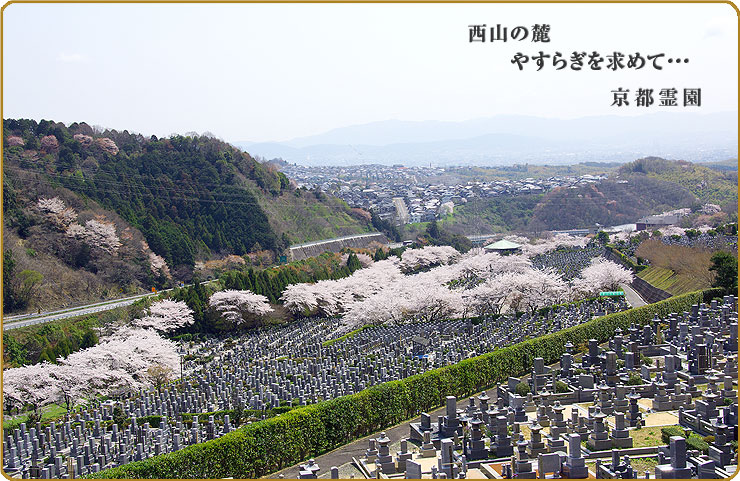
xmin=3 ymin=3 xmax=737 ymax=143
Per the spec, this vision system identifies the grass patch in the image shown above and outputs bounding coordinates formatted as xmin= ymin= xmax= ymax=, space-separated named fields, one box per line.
xmin=322 ymin=325 xmax=371 ymax=347
xmin=629 ymin=457 xmax=660 ymax=475
xmin=638 ymin=266 xmax=708 ymax=296
xmin=586 ymin=456 xmax=659 ymax=476
xmin=630 ymin=427 xmax=666 ymax=448
xmin=4 ymin=403 xmax=68 ymax=430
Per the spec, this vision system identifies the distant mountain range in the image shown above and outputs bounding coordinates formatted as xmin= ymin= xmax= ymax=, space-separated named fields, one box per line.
xmin=234 ymin=112 xmax=738 ymax=166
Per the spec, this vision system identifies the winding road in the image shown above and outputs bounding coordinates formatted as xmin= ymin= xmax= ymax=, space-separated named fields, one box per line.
xmin=2 ymin=282 xmax=213 ymax=331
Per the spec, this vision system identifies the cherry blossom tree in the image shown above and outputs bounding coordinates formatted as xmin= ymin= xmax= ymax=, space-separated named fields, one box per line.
xmin=148 ymin=252 xmax=171 ymax=278
xmin=281 ymin=283 xmax=320 ymax=315
xmin=463 ymin=275 xmax=511 ymax=317
xmin=60 ymin=327 xmax=180 ymax=396
xmin=340 ymin=252 xmax=374 ymax=268
xmin=520 ymin=234 xmax=590 ymax=257
xmin=610 ymin=230 xmax=636 ymax=243
xmin=513 ymin=268 xmax=568 ymax=314
xmin=3 ymin=362 xmax=59 ymax=416
xmin=355 ymin=253 xmax=374 ymax=268
xmin=50 ymin=364 xmax=93 ymax=412
xmin=66 ymin=219 xmax=121 ymax=254
xmin=134 ymin=299 xmax=194 ymax=332
xmin=209 ymin=290 xmax=274 ymax=325
xmin=343 ymin=271 xmax=464 ymax=325
xmin=399 ymin=245 xmax=459 ymax=272
xmin=572 ymin=257 xmax=634 ymax=297
xmin=36 ymin=197 xmax=77 ymax=228
xmin=281 ymin=259 xmax=402 ymax=316
xmin=446 ymin=250 xmax=532 ymax=286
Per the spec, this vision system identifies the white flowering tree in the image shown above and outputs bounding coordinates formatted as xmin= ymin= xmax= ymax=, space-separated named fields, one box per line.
xmin=148 ymin=252 xmax=171 ymax=278
xmin=520 ymin=234 xmax=590 ymax=257
xmin=66 ymin=219 xmax=121 ymax=254
xmin=399 ymin=245 xmax=459 ymax=272
xmin=50 ymin=364 xmax=99 ymax=412
xmin=3 ymin=362 xmax=59 ymax=417
xmin=463 ymin=274 xmax=516 ymax=317
xmin=61 ymin=327 xmax=179 ymax=395
xmin=134 ymin=299 xmax=194 ymax=332
xmin=36 ymin=197 xmax=78 ymax=228
xmin=447 ymin=250 xmax=532 ymax=286
xmin=343 ymin=270 xmax=464 ymax=325
xmin=512 ymin=268 xmax=568 ymax=314
xmin=3 ymin=327 xmax=180 ymax=413
xmin=209 ymin=290 xmax=273 ymax=325
xmin=572 ymin=257 xmax=634 ymax=297
xmin=281 ymin=259 xmax=402 ymax=317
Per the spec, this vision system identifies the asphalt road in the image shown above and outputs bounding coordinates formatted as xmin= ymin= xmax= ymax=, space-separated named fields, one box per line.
xmin=2 ymin=294 xmax=154 ymax=330
xmin=619 ymin=283 xmax=647 ymax=308
xmin=2 ymin=282 xmax=213 ymax=330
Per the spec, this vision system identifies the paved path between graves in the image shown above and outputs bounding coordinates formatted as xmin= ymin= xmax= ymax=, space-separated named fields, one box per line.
xmin=620 ymin=283 xmax=647 ymax=308
xmin=264 ymin=390 xmax=496 ymax=479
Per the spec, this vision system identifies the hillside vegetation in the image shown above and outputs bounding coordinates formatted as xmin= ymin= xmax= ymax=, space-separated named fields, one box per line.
xmin=637 ymin=266 xmax=708 ymax=296
xmin=2 ymin=119 xmax=371 ymax=312
xmin=618 ymin=157 xmax=738 ymax=208
xmin=529 ymin=176 xmax=698 ymax=230
xmin=440 ymin=158 xmax=732 ymax=233
xmin=3 ymin=175 xmax=170 ymax=312
xmin=634 ymin=238 xmax=717 ymax=296
xmin=440 ymin=195 xmax=542 ymax=235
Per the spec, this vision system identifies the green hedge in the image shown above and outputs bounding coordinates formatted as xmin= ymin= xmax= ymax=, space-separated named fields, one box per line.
xmin=88 ymin=289 xmax=717 ymax=479
xmin=607 ymin=245 xmax=648 ymax=272
xmin=322 ymin=325 xmax=370 ymax=347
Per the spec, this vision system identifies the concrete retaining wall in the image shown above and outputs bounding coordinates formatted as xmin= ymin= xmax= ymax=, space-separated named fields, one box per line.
xmin=289 ymin=233 xmax=388 ymax=261
xmin=604 ymin=248 xmax=672 ymax=304
xmin=631 ymin=276 xmax=672 ymax=303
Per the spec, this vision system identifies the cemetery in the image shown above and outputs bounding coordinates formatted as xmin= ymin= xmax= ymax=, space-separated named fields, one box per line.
xmin=331 ymin=295 xmax=738 ymax=479
xmin=0 ymin=286 xmax=729 ymax=479
xmin=1 ymin=241 xmax=734 ymax=479
xmin=3 ymin=295 xmax=628 ymax=478
xmin=531 ymin=246 xmax=606 ymax=281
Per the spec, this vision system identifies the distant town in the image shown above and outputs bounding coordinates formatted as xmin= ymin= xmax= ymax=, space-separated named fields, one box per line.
xmin=282 ymin=163 xmax=608 ymax=225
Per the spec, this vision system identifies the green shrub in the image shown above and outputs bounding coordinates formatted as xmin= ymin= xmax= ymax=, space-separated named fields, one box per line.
xmin=554 ymin=381 xmax=569 ymax=393
xmin=661 ymin=425 xmax=685 ymax=443
xmin=640 ymin=353 xmax=654 ymax=366
xmin=627 ymin=373 xmax=643 ymax=386
xmin=88 ymin=289 xmax=715 ymax=479
xmin=136 ymin=416 xmax=163 ymax=428
xmin=686 ymin=434 xmax=709 ymax=454
xmin=515 ymin=382 xmax=531 ymax=396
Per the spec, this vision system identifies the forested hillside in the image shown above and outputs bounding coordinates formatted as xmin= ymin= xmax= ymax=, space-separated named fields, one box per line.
xmin=437 ymin=158 xmax=733 ymax=234
xmin=3 ymin=119 xmax=371 ymax=271
xmin=2 ymin=119 xmax=371 ymax=312
xmin=529 ymin=176 xmax=699 ymax=230
xmin=617 ymin=157 xmax=738 ymax=209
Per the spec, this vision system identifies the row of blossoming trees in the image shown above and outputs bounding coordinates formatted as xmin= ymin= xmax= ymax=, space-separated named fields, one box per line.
xmin=3 ymin=291 xmax=275 ymax=417
xmin=281 ymin=238 xmax=634 ymax=325
xmin=4 ymin=235 xmax=632 ymax=417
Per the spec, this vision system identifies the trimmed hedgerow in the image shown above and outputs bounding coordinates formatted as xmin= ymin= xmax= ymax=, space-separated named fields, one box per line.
xmin=88 ymin=288 xmax=718 ymax=479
